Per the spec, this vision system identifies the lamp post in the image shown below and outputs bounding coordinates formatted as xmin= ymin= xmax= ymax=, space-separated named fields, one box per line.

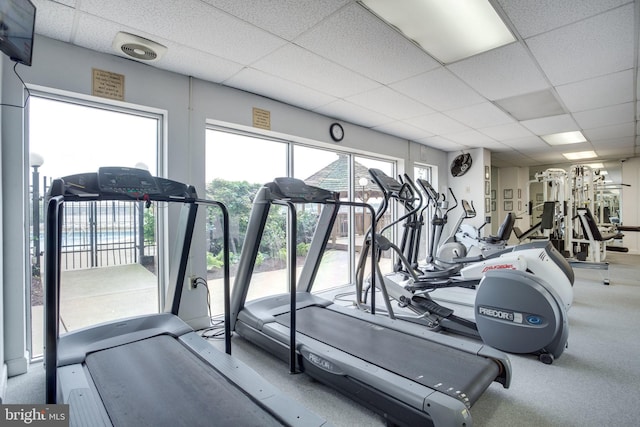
xmin=30 ymin=153 xmax=44 ymax=275
xmin=359 ymin=177 xmax=368 ymax=235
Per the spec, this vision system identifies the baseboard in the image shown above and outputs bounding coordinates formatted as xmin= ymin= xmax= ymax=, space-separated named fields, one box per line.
xmin=6 ymin=353 xmax=28 ymax=377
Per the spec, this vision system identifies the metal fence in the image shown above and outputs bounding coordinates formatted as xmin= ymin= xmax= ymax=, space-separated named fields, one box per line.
xmin=59 ymin=200 xmax=156 ymax=271
xmin=30 ymin=178 xmax=156 ymax=273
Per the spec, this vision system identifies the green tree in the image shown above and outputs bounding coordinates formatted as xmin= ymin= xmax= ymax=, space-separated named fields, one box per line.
xmin=205 ymin=178 xmax=262 ymax=256
xmin=205 ymin=179 xmax=319 ymax=267
xmin=143 ymin=205 xmax=155 ymax=243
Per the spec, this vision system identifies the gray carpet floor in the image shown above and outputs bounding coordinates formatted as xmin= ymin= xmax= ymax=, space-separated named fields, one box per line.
xmin=6 ymin=252 xmax=639 ymax=426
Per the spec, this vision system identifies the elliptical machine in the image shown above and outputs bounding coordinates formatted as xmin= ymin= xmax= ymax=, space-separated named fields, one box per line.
xmin=357 ymin=168 xmax=574 ymax=364
xmin=417 ymin=178 xmax=470 ymax=273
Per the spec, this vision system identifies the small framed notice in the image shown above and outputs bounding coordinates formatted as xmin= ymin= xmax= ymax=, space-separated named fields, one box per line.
xmin=92 ymin=68 xmax=125 ymax=101
xmin=253 ymin=107 xmax=271 ymax=130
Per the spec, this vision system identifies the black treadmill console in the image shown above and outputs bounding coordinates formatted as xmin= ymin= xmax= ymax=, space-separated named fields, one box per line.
xmin=269 ymin=177 xmax=338 ymax=203
xmin=53 ymin=167 xmax=192 ymax=201
xmin=98 ymin=167 xmax=162 ymax=195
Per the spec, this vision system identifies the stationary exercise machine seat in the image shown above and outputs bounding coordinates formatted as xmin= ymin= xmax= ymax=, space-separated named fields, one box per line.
xmin=577 ymin=208 xmax=619 ymax=241
xmin=482 ymin=213 xmax=515 ymax=244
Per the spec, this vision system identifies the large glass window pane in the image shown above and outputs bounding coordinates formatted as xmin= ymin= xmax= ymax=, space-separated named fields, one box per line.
xmin=29 ymin=96 xmax=159 ymax=357
xmin=355 ymin=156 xmax=395 ymax=274
xmin=205 ymin=129 xmax=287 ymax=310
xmin=294 ymin=146 xmax=349 ymax=291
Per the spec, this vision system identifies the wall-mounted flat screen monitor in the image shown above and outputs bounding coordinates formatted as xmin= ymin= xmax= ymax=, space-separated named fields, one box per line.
xmin=0 ymin=0 xmax=36 ymax=66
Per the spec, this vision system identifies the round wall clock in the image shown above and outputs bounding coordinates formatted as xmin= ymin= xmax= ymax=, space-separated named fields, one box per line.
xmin=329 ymin=123 xmax=344 ymax=142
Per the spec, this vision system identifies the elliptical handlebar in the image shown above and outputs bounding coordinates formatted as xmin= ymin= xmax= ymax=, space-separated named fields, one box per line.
xmin=444 ymin=188 xmax=459 ymax=218
xmin=368 ymin=168 xmax=421 ymax=234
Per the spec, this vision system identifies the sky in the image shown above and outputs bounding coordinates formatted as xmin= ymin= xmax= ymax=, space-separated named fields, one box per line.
xmin=29 ymin=97 xmax=157 ymax=181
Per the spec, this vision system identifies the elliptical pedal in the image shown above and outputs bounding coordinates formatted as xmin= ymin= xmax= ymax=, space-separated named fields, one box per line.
xmin=411 ymin=295 xmax=455 ymax=318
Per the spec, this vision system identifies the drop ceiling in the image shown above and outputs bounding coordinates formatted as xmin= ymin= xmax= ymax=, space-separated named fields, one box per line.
xmin=32 ymin=0 xmax=639 ymax=184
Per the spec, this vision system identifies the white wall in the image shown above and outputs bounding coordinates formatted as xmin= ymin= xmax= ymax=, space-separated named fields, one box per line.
xmin=2 ymin=53 xmax=29 ymax=384
xmin=444 ymin=148 xmax=491 ymax=241
xmin=622 ymin=158 xmax=640 ymax=254
xmin=2 ymin=36 xmax=452 ymax=375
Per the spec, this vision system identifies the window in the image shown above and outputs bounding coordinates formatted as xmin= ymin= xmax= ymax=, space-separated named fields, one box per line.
xmin=204 ymin=128 xmax=397 ymax=310
xmin=28 ymin=94 xmax=162 ymax=358
xmin=205 ymin=129 xmax=288 ymax=306
xmin=294 ymin=146 xmax=349 ymax=291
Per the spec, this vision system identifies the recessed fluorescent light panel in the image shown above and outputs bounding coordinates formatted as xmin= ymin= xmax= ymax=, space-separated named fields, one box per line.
xmin=563 ymin=151 xmax=597 ymax=160
xmin=585 ymin=163 xmax=604 ymax=169
xmin=542 ymin=131 xmax=587 ymax=146
xmin=361 ymin=0 xmax=516 ymax=64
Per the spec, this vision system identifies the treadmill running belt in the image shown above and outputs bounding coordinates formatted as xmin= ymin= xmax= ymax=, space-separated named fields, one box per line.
xmin=85 ymin=335 xmax=283 ymax=427
xmin=275 ymin=306 xmax=499 ymax=406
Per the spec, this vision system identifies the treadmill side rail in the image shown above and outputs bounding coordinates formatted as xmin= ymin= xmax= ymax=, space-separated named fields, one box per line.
xmin=181 ymin=333 xmax=330 ymax=427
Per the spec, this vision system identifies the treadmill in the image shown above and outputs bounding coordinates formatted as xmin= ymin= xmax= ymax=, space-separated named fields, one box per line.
xmin=229 ymin=178 xmax=512 ymax=427
xmin=44 ymin=167 xmax=330 ymax=427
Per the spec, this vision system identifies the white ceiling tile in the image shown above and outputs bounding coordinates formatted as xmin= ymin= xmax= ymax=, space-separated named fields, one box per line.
xmin=521 ymin=114 xmax=580 ymax=135
xmin=32 ymin=0 xmax=76 ymax=42
xmin=583 ymin=122 xmax=635 ymax=141
xmin=443 ymin=130 xmax=497 ymax=146
xmin=372 ymin=122 xmax=432 ymax=141
xmin=528 ymin=150 xmax=575 ymax=164
xmin=225 ymin=68 xmax=337 ymax=110
xmin=593 ymin=144 xmax=635 ymax=159
xmin=494 ymin=89 xmax=566 ymax=121
xmin=479 ymin=123 xmax=534 ymax=141
xmin=526 ymin=4 xmax=634 ymax=85
xmin=590 ymin=136 xmax=635 ymax=148
xmin=73 ymin=15 xmax=146 ymax=55
xmin=447 ymin=43 xmax=549 ymax=100
xmin=345 ymin=87 xmax=434 ymax=120
xmin=491 ymin=152 xmax=538 ymax=167
xmin=79 ymin=0 xmax=287 ymax=64
xmin=496 ymin=0 xmax=629 ymax=38
xmin=252 ymin=44 xmax=379 ymax=98
xmin=406 ymin=113 xmax=470 ymax=135
xmin=486 ymin=143 xmax=519 ymax=153
xmin=415 ymin=136 xmax=466 ymax=152
xmin=500 ymin=136 xmax=548 ymax=150
xmin=556 ymin=69 xmax=634 ymax=112
xmin=160 ymin=47 xmax=245 ymax=84
xmin=391 ymin=68 xmax=485 ymax=111
xmin=296 ymin=3 xmax=440 ymax=84
xmin=313 ymin=100 xmax=394 ymax=128
xmin=573 ymin=103 xmax=634 ymax=129
xmin=444 ymin=102 xmax=514 ymax=129
xmin=201 ymin=0 xmax=350 ymax=40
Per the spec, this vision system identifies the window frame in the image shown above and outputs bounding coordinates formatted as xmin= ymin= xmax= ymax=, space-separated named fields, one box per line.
xmin=25 ymin=89 xmax=167 ymax=360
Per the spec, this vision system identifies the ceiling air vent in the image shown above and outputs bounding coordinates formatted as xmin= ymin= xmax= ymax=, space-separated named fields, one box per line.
xmin=112 ymin=32 xmax=167 ymax=62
